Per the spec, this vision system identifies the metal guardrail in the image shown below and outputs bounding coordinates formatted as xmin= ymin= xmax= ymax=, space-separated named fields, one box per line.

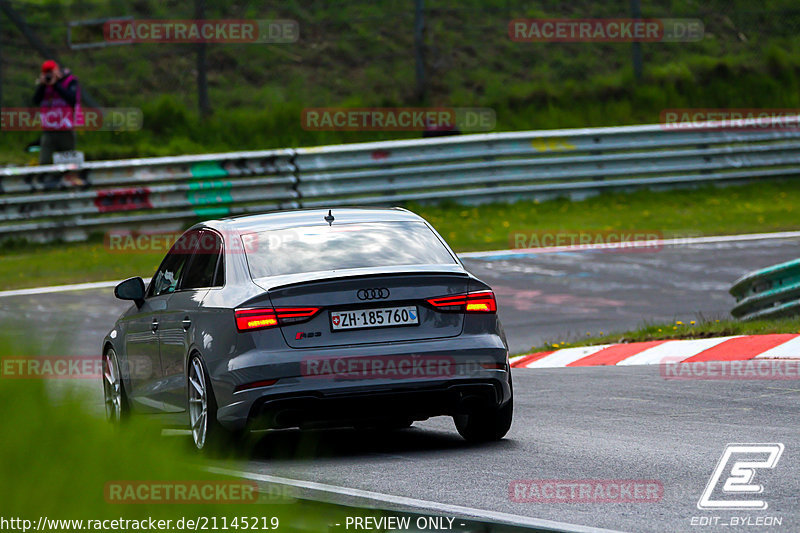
xmin=0 ymin=150 xmax=298 ymax=240
xmin=730 ymin=259 xmax=800 ymax=321
xmin=3 ymin=118 xmax=800 ymax=241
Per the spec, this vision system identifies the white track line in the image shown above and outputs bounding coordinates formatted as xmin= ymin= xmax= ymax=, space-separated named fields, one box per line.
xmin=524 ymin=345 xmax=612 ymax=368
xmin=0 ymin=280 xmax=123 ymax=298
xmin=206 ymin=466 xmax=620 ymax=533
xmin=460 ymin=230 xmax=800 ymax=258
xmin=754 ymin=336 xmax=800 ymax=359
xmin=616 ymin=337 xmax=741 ymax=366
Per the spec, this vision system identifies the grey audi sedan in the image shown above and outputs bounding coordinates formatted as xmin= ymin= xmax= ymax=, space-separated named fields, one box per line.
xmin=102 ymin=207 xmax=512 ymax=450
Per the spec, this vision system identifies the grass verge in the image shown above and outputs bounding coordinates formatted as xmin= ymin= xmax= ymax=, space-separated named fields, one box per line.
xmin=0 ymin=241 xmax=163 ymax=291
xmin=525 ymin=316 xmax=800 ymax=354
xmin=411 ymin=178 xmax=800 ymax=252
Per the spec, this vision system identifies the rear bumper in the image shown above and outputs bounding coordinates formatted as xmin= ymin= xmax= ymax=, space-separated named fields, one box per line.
xmin=212 ymin=334 xmax=510 ymax=430
xmin=244 ymin=378 xmax=509 ymax=430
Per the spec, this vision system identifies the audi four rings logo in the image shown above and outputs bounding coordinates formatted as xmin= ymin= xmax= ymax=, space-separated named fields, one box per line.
xmin=357 ymin=288 xmax=390 ymax=300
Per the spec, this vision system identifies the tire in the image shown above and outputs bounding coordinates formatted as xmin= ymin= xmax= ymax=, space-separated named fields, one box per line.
xmin=188 ymin=353 xmax=236 ymax=452
xmin=102 ymin=348 xmax=129 ymax=423
xmin=453 ymin=376 xmax=513 ymax=442
xmin=391 ymin=418 xmax=415 ymax=429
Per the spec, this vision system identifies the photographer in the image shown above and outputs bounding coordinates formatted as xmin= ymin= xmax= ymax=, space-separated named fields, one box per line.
xmin=32 ymin=60 xmax=82 ymax=165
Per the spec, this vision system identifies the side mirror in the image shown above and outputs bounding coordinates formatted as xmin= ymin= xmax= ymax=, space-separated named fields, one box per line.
xmin=114 ymin=277 xmax=146 ymax=308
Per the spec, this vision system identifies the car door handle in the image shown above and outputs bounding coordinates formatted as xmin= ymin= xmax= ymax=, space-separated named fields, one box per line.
xmin=182 ymin=317 xmax=192 ymax=330
xmin=151 ymin=319 xmax=159 ymax=332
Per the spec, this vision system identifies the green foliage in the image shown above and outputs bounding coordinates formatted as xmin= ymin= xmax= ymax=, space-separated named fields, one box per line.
xmin=2 ymin=1 xmax=800 ymax=163
xmin=143 ymin=94 xmax=192 ymax=137
xmin=0 ymin=334 xmax=369 ymax=529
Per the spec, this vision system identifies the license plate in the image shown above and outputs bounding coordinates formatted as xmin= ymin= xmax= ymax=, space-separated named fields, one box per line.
xmin=330 ymin=306 xmax=419 ymax=330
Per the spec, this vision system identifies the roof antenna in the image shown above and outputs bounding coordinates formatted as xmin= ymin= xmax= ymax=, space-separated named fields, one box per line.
xmin=324 ymin=209 xmax=335 ymax=226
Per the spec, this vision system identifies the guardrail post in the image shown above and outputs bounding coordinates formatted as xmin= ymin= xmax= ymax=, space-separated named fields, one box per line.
xmin=630 ymin=0 xmax=643 ymax=81
xmin=413 ymin=0 xmax=427 ymax=102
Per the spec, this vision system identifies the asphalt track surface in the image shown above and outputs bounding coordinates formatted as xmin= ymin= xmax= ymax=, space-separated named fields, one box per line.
xmin=465 ymin=236 xmax=800 ymax=353
xmin=218 ymin=366 xmax=800 ymax=533
xmin=3 ymin=236 xmax=800 ymax=531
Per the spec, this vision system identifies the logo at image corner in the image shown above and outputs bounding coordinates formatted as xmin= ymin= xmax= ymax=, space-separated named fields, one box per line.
xmin=697 ymin=443 xmax=784 ymax=510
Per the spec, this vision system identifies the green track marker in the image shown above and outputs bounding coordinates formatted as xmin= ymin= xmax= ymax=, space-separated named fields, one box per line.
xmin=193 ymin=207 xmax=230 ymax=217
xmin=189 ymin=161 xmax=228 ymax=178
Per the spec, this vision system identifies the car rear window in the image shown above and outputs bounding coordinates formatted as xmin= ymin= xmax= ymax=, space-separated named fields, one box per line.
xmin=242 ymin=221 xmax=457 ymax=278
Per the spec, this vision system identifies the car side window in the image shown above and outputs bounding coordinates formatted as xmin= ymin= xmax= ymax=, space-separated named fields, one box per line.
xmin=147 ymin=231 xmax=198 ymax=297
xmin=212 ymin=254 xmax=225 ymax=287
xmin=180 ymin=230 xmax=224 ymax=290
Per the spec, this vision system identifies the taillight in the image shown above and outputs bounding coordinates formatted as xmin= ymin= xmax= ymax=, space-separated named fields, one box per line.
xmin=275 ymin=307 xmax=321 ymax=325
xmin=465 ymin=291 xmax=497 ymax=313
xmin=235 ymin=308 xmax=278 ymax=331
xmin=426 ymin=294 xmax=468 ymax=309
xmin=235 ymin=307 xmax=321 ymax=331
xmin=426 ymin=290 xmax=496 ymax=313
